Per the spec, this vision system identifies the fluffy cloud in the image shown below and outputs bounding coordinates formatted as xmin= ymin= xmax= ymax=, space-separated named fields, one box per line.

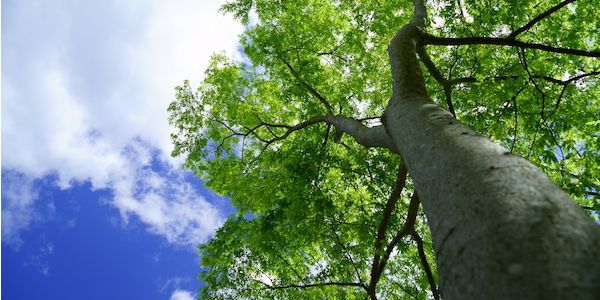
xmin=170 ymin=289 xmax=196 ymax=300
xmin=1 ymin=172 xmax=41 ymax=250
xmin=2 ymin=0 xmax=242 ymax=248
xmin=110 ymin=146 xmax=226 ymax=247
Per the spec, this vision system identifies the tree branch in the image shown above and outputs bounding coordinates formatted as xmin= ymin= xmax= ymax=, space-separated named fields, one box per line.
xmin=321 ymin=124 xmax=332 ymax=146
xmin=483 ymin=85 xmax=526 ymax=138
xmin=326 ymin=115 xmax=399 ymax=153
xmin=510 ymin=89 xmax=519 ymax=152
xmin=258 ymin=280 xmax=368 ymax=291
xmin=330 ymin=223 xmax=366 ymax=285
xmin=214 ymin=112 xmax=401 ymax=157
xmin=508 ymin=0 xmax=577 ymax=39
xmin=369 ymin=163 xmax=408 ymax=292
xmin=393 ymin=281 xmax=420 ymax=300
xmin=584 ymin=190 xmax=600 ymax=198
xmin=276 ymin=54 xmax=334 ymax=114
xmin=423 ymin=35 xmax=600 ymax=57
xmin=517 ymin=48 xmax=547 ymax=120
xmin=273 ymin=252 xmax=305 ymax=282
xmin=260 ymin=116 xmax=328 ymax=152
xmin=417 ymin=46 xmax=456 ymax=116
xmin=410 ymin=230 xmax=440 ymax=300
xmin=553 ymin=71 xmax=600 ymax=110
xmin=562 ymin=71 xmax=600 ymax=84
xmin=212 ymin=119 xmax=270 ymax=154
xmin=447 ymin=71 xmax=599 ymax=86
xmin=375 ymin=192 xmax=421 ymax=279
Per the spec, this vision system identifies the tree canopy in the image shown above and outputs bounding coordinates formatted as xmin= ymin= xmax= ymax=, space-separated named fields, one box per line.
xmin=168 ymin=0 xmax=599 ymax=299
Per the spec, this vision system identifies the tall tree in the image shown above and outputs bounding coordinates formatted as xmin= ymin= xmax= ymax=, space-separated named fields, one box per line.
xmin=169 ymin=0 xmax=600 ymax=299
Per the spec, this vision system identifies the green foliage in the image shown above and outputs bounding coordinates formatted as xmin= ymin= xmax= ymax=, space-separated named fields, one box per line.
xmin=169 ymin=0 xmax=599 ymax=298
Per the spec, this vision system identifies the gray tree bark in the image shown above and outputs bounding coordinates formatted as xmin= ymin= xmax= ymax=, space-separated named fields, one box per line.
xmin=382 ymin=22 xmax=600 ymax=299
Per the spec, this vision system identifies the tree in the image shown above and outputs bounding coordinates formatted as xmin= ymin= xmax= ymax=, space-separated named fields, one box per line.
xmin=168 ymin=0 xmax=600 ymax=299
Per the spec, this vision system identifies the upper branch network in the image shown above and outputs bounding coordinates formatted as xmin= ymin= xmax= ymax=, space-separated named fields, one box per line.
xmin=416 ymin=0 xmax=598 ymax=117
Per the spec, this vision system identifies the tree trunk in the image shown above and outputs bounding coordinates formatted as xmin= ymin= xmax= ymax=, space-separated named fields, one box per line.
xmin=383 ymin=24 xmax=600 ymax=299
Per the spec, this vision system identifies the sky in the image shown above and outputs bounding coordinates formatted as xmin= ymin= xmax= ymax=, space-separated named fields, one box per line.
xmin=2 ymin=0 xmax=245 ymax=299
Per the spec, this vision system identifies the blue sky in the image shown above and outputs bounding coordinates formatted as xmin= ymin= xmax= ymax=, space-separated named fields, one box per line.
xmin=2 ymin=0 xmax=244 ymax=299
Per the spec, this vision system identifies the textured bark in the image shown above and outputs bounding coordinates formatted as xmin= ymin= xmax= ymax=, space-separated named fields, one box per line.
xmin=383 ymin=24 xmax=600 ymax=299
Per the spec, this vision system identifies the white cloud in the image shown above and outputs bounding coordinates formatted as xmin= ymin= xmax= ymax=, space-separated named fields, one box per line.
xmin=2 ymin=0 xmax=242 ymax=248
xmin=170 ymin=289 xmax=196 ymax=300
xmin=1 ymin=172 xmax=41 ymax=250
xmin=110 ymin=149 xmax=226 ymax=247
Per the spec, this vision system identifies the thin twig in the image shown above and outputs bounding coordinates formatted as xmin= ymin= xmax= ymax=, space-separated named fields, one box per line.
xmin=553 ymin=71 xmax=600 ymax=110
xmin=510 ymin=91 xmax=519 ymax=152
xmin=258 ymin=280 xmax=368 ymax=291
xmin=517 ymin=48 xmax=547 ymax=120
xmin=424 ymin=35 xmax=600 ymax=57
xmin=509 ymin=0 xmax=577 ymax=39
xmin=274 ymin=252 xmax=305 ymax=282
xmin=331 ymin=226 xmax=366 ymax=285
xmin=276 ymin=54 xmax=334 ymax=114
xmin=448 ymin=72 xmax=599 ymax=86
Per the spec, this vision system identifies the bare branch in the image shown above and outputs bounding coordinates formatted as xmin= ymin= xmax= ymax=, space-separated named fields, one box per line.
xmin=274 ymin=252 xmax=305 ymax=282
xmin=544 ymin=122 xmax=568 ymax=185
xmin=393 ymin=281 xmax=420 ymax=300
xmin=369 ymin=162 xmax=408 ymax=292
xmin=210 ymin=111 xmax=400 ymax=159
xmin=553 ymin=71 xmax=600 ymax=111
xmin=249 ymin=114 xmax=399 ymax=155
xmin=584 ymin=190 xmax=600 ymax=198
xmin=211 ymin=119 xmax=267 ymax=154
xmin=276 ymin=54 xmax=334 ymax=114
xmin=375 ymin=192 xmax=421 ymax=279
xmin=317 ymin=46 xmax=348 ymax=63
xmin=483 ymin=85 xmax=526 ymax=138
xmin=424 ymin=35 xmax=600 ymax=57
xmin=322 ymin=124 xmax=332 ymax=146
xmin=509 ymin=0 xmax=577 ymax=39
xmin=417 ymin=46 xmax=456 ymax=116
xmin=326 ymin=115 xmax=399 ymax=153
xmin=410 ymin=230 xmax=440 ymax=300
xmin=417 ymin=47 xmax=446 ymax=84
xmin=563 ymin=71 xmax=600 ymax=84
xmin=258 ymin=280 xmax=368 ymax=291
xmin=517 ymin=48 xmax=547 ymax=120
xmin=261 ymin=116 xmax=327 ymax=149
xmin=330 ymin=224 xmax=366 ymax=285
xmin=510 ymin=90 xmax=519 ymax=153
xmin=448 ymin=71 xmax=599 ymax=86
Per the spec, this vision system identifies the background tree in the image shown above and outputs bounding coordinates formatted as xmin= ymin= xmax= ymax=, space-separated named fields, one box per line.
xmin=169 ymin=0 xmax=600 ymax=299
